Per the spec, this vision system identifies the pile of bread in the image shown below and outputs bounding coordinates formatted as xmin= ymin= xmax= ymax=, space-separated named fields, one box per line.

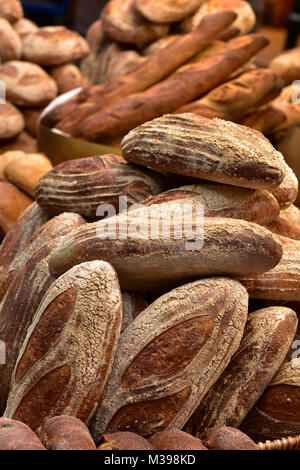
xmin=0 ymin=0 xmax=90 ymax=153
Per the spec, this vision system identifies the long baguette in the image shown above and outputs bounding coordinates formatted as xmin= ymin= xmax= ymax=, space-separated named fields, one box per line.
xmin=72 ymin=34 xmax=269 ymax=142
xmin=48 ymin=11 xmax=236 ymax=128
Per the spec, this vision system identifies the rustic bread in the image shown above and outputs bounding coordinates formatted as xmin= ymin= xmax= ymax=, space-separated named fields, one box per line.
xmin=48 ymin=201 xmax=282 ymax=290
xmin=0 ymin=18 xmax=22 ymax=62
xmin=0 ymin=131 xmax=37 ymax=153
xmin=0 ymin=180 xmax=33 ymax=233
xmin=264 ymin=216 xmax=300 ymax=241
xmin=0 ymin=418 xmax=45 ymax=450
xmin=38 ymin=416 xmax=96 ymax=450
xmin=201 ymin=427 xmax=258 ymax=450
xmin=185 ymin=306 xmax=298 ymax=434
xmin=0 ymin=102 xmax=24 ymax=141
xmin=149 ymin=430 xmax=207 ymax=450
xmin=135 ymin=0 xmax=204 ymax=23
xmin=0 ymin=61 xmax=57 ymax=107
xmin=0 ymin=150 xmax=26 ymax=179
xmin=23 ymin=108 xmax=43 ymax=138
xmin=0 ymin=0 xmax=23 ymax=23
xmin=13 ymin=17 xmax=39 ymax=37
xmin=89 ymin=277 xmax=248 ymax=438
xmin=101 ymin=0 xmax=169 ymax=45
xmin=270 ymin=47 xmax=300 ymax=84
xmin=71 ymin=35 xmax=269 ymax=141
xmin=122 ymin=114 xmax=286 ymax=190
xmin=268 ymin=163 xmax=298 ymax=209
xmin=99 ymin=432 xmax=155 ymax=450
xmin=106 ymin=50 xmax=145 ymax=81
xmin=281 ymin=204 xmax=300 ymax=226
xmin=5 ymin=261 xmax=122 ymax=431
xmin=53 ymin=11 xmax=237 ymax=132
xmin=4 ymin=153 xmax=53 ymax=197
xmin=240 ymin=359 xmax=300 ymax=442
xmin=22 ymin=26 xmax=90 ymax=66
xmin=35 ymin=154 xmax=167 ymax=220
xmin=142 ymin=35 xmax=180 ymax=56
xmin=88 ymin=40 xmax=126 ymax=85
xmin=49 ymin=64 xmax=89 ymax=95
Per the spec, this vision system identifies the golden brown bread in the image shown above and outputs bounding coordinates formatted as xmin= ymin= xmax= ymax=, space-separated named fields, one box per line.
xmin=99 ymin=432 xmax=155 ymax=450
xmin=86 ymin=19 xmax=103 ymax=50
xmin=148 ymin=430 xmax=207 ymax=450
xmin=240 ymin=359 xmax=300 ymax=442
xmin=122 ymin=114 xmax=286 ymax=190
xmin=101 ymin=0 xmax=169 ymax=45
xmin=0 ymin=102 xmax=24 ymax=141
xmin=0 ymin=131 xmax=37 ymax=153
xmin=105 ymin=49 xmax=146 ymax=82
xmin=270 ymin=47 xmax=300 ymax=84
xmin=0 ymin=180 xmax=33 ymax=233
xmin=0 ymin=61 xmax=57 ymax=107
xmin=0 ymin=418 xmax=45 ymax=450
xmin=49 ymin=64 xmax=89 ymax=95
xmin=0 ymin=17 xmax=22 ymax=62
xmin=142 ymin=35 xmax=180 ymax=56
xmin=268 ymin=163 xmax=298 ymax=209
xmin=4 ymin=153 xmax=53 ymax=197
xmin=35 ymin=154 xmax=167 ymax=220
xmin=0 ymin=0 xmax=23 ymax=23
xmin=72 ymin=35 xmax=270 ymax=141
xmin=48 ymin=198 xmax=283 ymax=291
xmin=89 ymin=277 xmax=248 ymax=439
xmin=13 ymin=17 xmax=39 ymax=37
xmin=281 ymin=205 xmax=300 ymax=226
xmin=0 ymin=150 xmax=26 ymax=179
xmin=201 ymin=426 xmax=258 ymax=450
xmin=22 ymin=108 xmax=43 ymax=138
xmin=22 ymin=26 xmax=90 ymax=66
xmin=264 ymin=216 xmax=300 ymax=241
xmin=135 ymin=0 xmax=204 ymax=23
xmin=185 ymin=307 xmax=298 ymax=434
xmin=5 ymin=261 xmax=122 ymax=431
xmin=52 ymin=11 xmax=237 ymax=131
xmin=38 ymin=416 xmax=96 ymax=450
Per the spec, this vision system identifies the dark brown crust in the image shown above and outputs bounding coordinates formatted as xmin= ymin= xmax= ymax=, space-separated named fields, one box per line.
xmin=149 ymin=430 xmax=208 ymax=450
xmin=201 ymin=426 xmax=258 ymax=450
xmin=0 ymin=418 xmax=45 ymax=450
xmin=99 ymin=432 xmax=154 ymax=450
xmin=38 ymin=416 xmax=96 ymax=450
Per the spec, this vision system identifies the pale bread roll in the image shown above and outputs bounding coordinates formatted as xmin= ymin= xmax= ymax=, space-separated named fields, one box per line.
xmin=270 ymin=47 xmax=300 ymax=84
xmin=0 ymin=103 xmax=24 ymax=141
xmin=0 ymin=0 xmax=23 ymax=23
xmin=13 ymin=18 xmax=39 ymax=37
xmin=0 ymin=17 xmax=22 ymax=62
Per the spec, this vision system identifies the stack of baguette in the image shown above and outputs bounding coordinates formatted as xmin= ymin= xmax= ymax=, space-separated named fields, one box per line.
xmin=0 ymin=0 xmax=90 ymax=154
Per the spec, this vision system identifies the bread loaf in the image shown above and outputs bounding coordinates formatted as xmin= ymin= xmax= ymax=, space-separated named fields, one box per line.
xmin=0 ymin=131 xmax=37 ymax=153
xmin=4 ymin=153 xmax=52 ymax=197
xmin=0 ymin=102 xmax=24 ymax=141
xmin=0 ymin=213 xmax=85 ymax=413
xmin=148 ymin=430 xmax=207 ymax=450
xmin=201 ymin=426 xmax=258 ymax=450
xmin=105 ymin=50 xmax=145 ymax=82
xmin=89 ymin=277 xmax=248 ymax=438
xmin=122 ymin=114 xmax=285 ymax=190
xmin=102 ymin=0 xmax=169 ymax=45
xmin=5 ymin=261 xmax=122 ymax=431
xmin=13 ymin=17 xmax=38 ymax=37
xmin=264 ymin=216 xmax=300 ymax=241
xmin=142 ymin=35 xmax=180 ymax=56
xmin=86 ymin=19 xmax=103 ymax=50
xmin=22 ymin=26 xmax=90 ymax=66
xmin=0 ymin=418 xmax=45 ymax=450
xmin=35 ymin=154 xmax=167 ymax=220
xmin=0 ymin=18 xmax=22 ymax=62
xmin=184 ymin=307 xmax=298 ymax=434
xmin=52 ymin=11 xmax=237 ymax=132
xmin=99 ymin=432 xmax=155 ymax=450
xmin=38 ymin=416 xmax=96 ymax=450
xmin=48 ymin=202 xmax=283 ymax=290
xmin=241 ymin=237 xmax=300 ymax=301
xmin=135 ymin=0 xmax=204 ymax=23
xmin=0 ymin=0 xmax=23 ymax=23
xmin=23 ymin=108 xmax=43 ymax=138
xmin=240 ymin=359 xmax=300 ymax=442
xmin=270 ymin=47 xmax=300 ymax=84
xmin=0 ymin=61 xmax=57 ymax=107
xmin=49 ymin=64 xmax=89 ymax=94
xmin=281 ymin=205 xmax=300 ymax=226
xmin=269 ymin=163 xmax=298 ymax=209
xmin=0 ymin=150 xmax=24 ymax=179
xmin=72 ymin=35 xmax=270 ymax=141
xmin=0 ymin=180 xmax=33 ymax=233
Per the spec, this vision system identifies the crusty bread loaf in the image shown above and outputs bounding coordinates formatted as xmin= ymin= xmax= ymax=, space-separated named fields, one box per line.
xmin=201 ymin=427 xmax=258 ymax=450
xmin=185 ymin=306 xmax=298 ymax=434
xmin=0 ymin=418 xmax=45 ymax=450
xmin=0 ymin=102 xmax=24 ymax=141
xmin=48 ymin=201 xmax=283 ymax=290
xmin=268 ymin=163 xmax=298 ymax=209
xmin=102 ymin=0 xmax=169 ymax=45
xmin=49 ymin=64 xmax=89 ymax=95
xmin=99 ymin=432 xmax=155 ymax=450
xmin=0 ymin=18 xmax=22 ymax=62
xmin=0 ymin=131 xmax=37 ymax=153
xmin=13 ymin=17 xmax=38 ymax=37
xmin=35 ymin=154 xmax=167 ymax=220
xmin=52 ymin=11 xmax=237 ymax=131
xmin=89 ymin=277 xmax=248 ymax=438
xmin=72 ymin=35 xmax=269 ymax=141
xmin=149 ymin=430 xmax=207 ymax=450
xmin=23 ymin=108 xmax=43 ymax=138
xmin=122 ymin=114 xmax=285 ymax=190
xmin=0 ymin=180 xmax=33 ymax=233
xmin=142 ymin=35 xmax=180 ymax=56
xmin=22 ymin=26 xmax=90 ymax=66
xmin=0 ymin=0 xmax=23 ymax=23
xmin=135 ymin=0 xmax=204 ymax=23
xmin=38 ymin=416 xmax=96 ymax=450
xmin=281 ymin=205 xmax=300 ymax=226
xmin=264 ymin=216 xmax=300 ymax=241
xmin=5 ymin=261 xmax=122 ymax=431
xmin=270 ymin=47 xmax=300 ymax=84
xmin=0 ymin=61 xmax=57 ymax=107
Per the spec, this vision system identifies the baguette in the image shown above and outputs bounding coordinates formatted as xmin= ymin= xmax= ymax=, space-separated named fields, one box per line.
xmin=39 ymin=416 xmax=96 ymax=450
xmin=264 ymin=217 xmax=300 ymax=241
xmin=0 ymin=418 xmax=45 ymax=450
xmin=49 ymin=11 xmax=237 ymax=128
xmin=135 ymin=0 xmax=204 ymax=23
xmin=72 ymin=35 xmax=270 ymax=141
xmin=5 ymin=261 xmax=122 ymax=431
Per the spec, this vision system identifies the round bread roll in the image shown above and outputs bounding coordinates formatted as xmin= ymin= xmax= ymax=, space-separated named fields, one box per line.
xmin=0 ymin=103 xmax=24 ymax=141
xmin=22 ymin=108 xmax=43 ymax=138
xmin=13 ymin=18 xmax=39 ymax=37
xmin=180 ymin=0 xmax=256 ymax=36
xmin=22 ymin=26 xmax=90 ymax=66
xmin=0 ymin=0 xmax=23 ymax=23
xmin=0 ymin=18 xmax=22 ymax=62
xmin=135 ymin=0 xmax=205 ymax=23
xmin=102 ymin=0 xmax=169 ymax=45
xmin=0 ymin=180 xmax=33 ymax=233
xmin=270 ymin=47 xmax=300 ymax=85
xmin=0 ymin=131 xmax=37 ymax=154
xmin=269 ymin=163 xmax=298 ymax=210
xmin=49 ymin=64 xmax=89 ymax=95
xmin=0 ymin=61 xmax=57 ymax=107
